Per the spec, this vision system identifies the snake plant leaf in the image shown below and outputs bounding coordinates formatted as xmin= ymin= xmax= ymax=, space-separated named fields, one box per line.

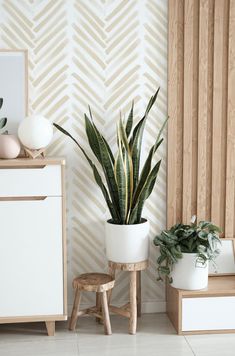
xmin=129 ymin=88 xmax=160 ymax=191
xmin=114 ymin=151 xmax=127 ymax=224
xmin=53 ymin=123 xmax=119 ymax=221
xmin=125 ymin=101 xmax=134 ymax=138
xmin=90 ymin=121 xmax=120 ymax=218
xmin=85 ymin=109 xmax=119 ymax=213
xmin=88 ymin=106 xmax=115 ymax=164
xmin=133 ymin=116 xmax=167 ymax=206
xmin=0 ymin=98 xmax=3 ymax=110
xmin=0 ymin=117 xmax=7 ymax=129
xmin=129 ymin=159 xmax=161 ymax=223
xmin=118 ymin=118 xmax=134 ymax=220
xmin=84 ymin=114 xmax=102 ymax=164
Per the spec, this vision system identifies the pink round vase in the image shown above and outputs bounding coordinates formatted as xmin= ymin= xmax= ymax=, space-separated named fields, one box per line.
xmin=0 ymin=134 xmax=21 ymax=159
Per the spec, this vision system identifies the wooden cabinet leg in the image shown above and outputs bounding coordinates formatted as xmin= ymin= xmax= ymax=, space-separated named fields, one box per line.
xmin=69 ymin=288 xmax=81 ymax=331
xmin=101 ymin=291 xmax=112 ymax=335
xmin=45 ymin=321 xmax=55 ymax=336
xmin=96 ymin=292 xmax=101 ymax=323
xmin=129 ymin=271 xmax=137 ymax=334
xmin=137 ymin=270 xmax=141 ymax=317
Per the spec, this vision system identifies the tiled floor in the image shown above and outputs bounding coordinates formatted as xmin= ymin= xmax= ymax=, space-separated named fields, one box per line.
xmin=0 ymin=314 xmax=234 ymax=356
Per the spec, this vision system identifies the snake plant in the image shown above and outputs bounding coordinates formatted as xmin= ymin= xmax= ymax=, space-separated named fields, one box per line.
xmin=154 ymin=220 xmax=221 ymax=282
xmin=54 ymin=88 xmax=167 ymax=224
xmin=0 ymin=98 xmax=7 ymax=132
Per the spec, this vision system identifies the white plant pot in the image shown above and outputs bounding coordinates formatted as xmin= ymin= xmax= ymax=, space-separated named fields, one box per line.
xmin=171 ymin=253 xmax=208 ymax=290
xmin=105 ymin=219 xmax=150 ymax=263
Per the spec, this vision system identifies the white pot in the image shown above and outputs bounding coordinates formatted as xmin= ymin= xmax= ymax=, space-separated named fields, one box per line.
xmin=171 ymin=253 xmax=208 ymax=290
xmin=105 ymin=219 xmax=150 ymax=263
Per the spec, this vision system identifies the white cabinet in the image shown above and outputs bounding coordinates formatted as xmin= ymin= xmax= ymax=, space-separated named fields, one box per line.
xmin=0 ymin=158 xmax=67 ymax=335
xmin=167 ymin=276 xmax=235 ymax=334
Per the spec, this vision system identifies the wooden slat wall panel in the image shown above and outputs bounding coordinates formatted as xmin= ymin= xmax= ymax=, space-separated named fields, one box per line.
xmin=211 ymin=0 xmax=229 ymax=234
xmin=167 ymin=0 xmax=184 ymax=228
xmin=197 ymin=0 xmax=214 ymax=222
xmin=168 ymin=0 xmax=235 ymax=236
xmin=182 ymin=0 xmax=199 ymax=224
xmin=225 ymin=0 xmax=235 ymax=238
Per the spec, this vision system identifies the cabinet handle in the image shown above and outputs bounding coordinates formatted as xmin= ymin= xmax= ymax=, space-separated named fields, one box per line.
xmin=0 ymin=196 xmax=47 ymax=201
xmin=0 ymin=165 xmax=46 ymax=169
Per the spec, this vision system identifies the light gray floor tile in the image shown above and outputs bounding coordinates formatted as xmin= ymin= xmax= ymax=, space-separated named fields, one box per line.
xmin=75 ymin=314 xmax=194 ymax=356
xmin=186 ymin=333 xmax=235 ymax=356
xmin=0 ymin=321 xmax=77 ymax=343
xmin=0 ymin=339 xmax=78 ymax=356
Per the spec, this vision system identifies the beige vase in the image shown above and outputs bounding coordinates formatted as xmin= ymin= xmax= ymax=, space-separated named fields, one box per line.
xmin=0 ymin=134 xmax=21 ymax=159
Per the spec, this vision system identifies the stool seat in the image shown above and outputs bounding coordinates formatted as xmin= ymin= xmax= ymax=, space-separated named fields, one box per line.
xmin=69 ymin=273 xmax=115 ymax=335
xmin=108 ymin=260 xmax=148 ymax=271
xmin=73 ymin=273 xmax=115 ymax=292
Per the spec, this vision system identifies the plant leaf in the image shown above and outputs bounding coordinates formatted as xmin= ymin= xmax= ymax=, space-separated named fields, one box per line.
xmin=0 ymin=117 xmax=7 ymax=130
xmin=53 ymin=123 xmax=119 ymax=221
xmin=129 ymin=88 xmax=160 ymax=191
xmin=129 ymin=159 xmax=161 ymax=223
xmin=125 ymin=101 xmax=134 ymax=138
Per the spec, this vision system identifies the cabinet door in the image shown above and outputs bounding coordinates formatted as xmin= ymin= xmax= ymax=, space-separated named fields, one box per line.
xmin=0 ymin=197 xmax=64 ymax=317
xmin=182 ymin=297 xmax=235 ymax=331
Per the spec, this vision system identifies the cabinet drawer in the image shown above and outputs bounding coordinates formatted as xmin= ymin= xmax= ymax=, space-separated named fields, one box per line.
xmin=182 ymin=297 xmax=235 ymax=331
xmin=0 ymin=165 xmax=61 ymax=197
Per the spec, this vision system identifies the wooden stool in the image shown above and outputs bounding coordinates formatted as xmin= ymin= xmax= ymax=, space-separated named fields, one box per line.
xmin=69 ymin=273 xmax=115 ymax=335
xmin=108 ymin=260 xmax=149 ymax=335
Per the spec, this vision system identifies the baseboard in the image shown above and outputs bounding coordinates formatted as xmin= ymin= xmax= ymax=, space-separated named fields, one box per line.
xmin=67 ymin=301 xmax=166 ymax=315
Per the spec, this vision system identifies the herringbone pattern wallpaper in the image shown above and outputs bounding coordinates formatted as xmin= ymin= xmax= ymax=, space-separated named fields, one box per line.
xmin=0 ymin=0 xmax=167 ymax=310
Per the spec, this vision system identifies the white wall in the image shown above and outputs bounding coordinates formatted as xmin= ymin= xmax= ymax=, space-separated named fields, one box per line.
xmin=0 ymin=0 xmax=168 ymax=312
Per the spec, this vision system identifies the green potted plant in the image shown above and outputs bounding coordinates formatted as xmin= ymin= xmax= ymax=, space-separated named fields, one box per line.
xmin=54 ymin=88 xmax=167 ymax=263
xmin=0 ymin=98 xmax=21 ymax=159
xmin=154 ymin=218 xmax=221 ymax=290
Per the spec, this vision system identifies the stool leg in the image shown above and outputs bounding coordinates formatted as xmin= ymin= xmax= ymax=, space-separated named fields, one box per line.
xmin=137 ymin=271 xmax=141 ymax=317
xmin=107 ymin=265 xmax=115 ymax=304
xmin=96 ymin=292 xmax=101 ymax=323
xmin=69 ymin=288 xmax=81 ymax=331
xmin=129 ymin=271 xmax=137 ymax=334
xmin=101 ymin=291 xmax=112 ymax=335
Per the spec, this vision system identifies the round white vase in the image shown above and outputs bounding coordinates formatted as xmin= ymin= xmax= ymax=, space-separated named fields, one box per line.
xmin=18 ymin=116 xmax=53 ymax=150
xmin=105 ymin=219 xmax=150 ymax=263
xmin=171 ymin=253 xmax=208 ymax=290
xmin=0 ymin=134 xmax=21 ymax=159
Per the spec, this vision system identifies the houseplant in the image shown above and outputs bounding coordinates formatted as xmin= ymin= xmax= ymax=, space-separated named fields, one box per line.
xmin=154 ymin=219 xmax=221 ymax=290
xmin=0 ymin=98 xmax=21 ymax=159
xmin=54 ymin=88 xmax=167 ymax=263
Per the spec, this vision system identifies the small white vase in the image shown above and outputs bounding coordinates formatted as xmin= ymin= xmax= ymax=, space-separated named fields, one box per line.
xmin=105 ymin=219 xmax=150 ymax=263
xmin=171 ymin=253 xmax=208 ymax=290
xmin=18 ymin=116 xmax=53 ymax=150
xmin=0 ymin=134 xmax=21 ymax=159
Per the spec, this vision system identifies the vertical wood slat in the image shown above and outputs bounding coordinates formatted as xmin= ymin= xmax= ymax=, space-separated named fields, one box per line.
xmin=225 ymin=0 xmax=235 ymax=238
xmin=197 ymin=0 xmax=214 ymax=222
xmin=168 ymin=0 xmax=235 ymax=235
xmin=211 ymin=0 xmax=229 ymax=235
xmin=167 ymin=0 xmax=184 ymax=228
xmin=182 ymin=0 xmax=199 ymax=224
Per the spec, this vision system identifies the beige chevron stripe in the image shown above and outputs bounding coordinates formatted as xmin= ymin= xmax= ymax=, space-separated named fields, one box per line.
xmin=0 ymin=0 xmax=168 ymax=308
